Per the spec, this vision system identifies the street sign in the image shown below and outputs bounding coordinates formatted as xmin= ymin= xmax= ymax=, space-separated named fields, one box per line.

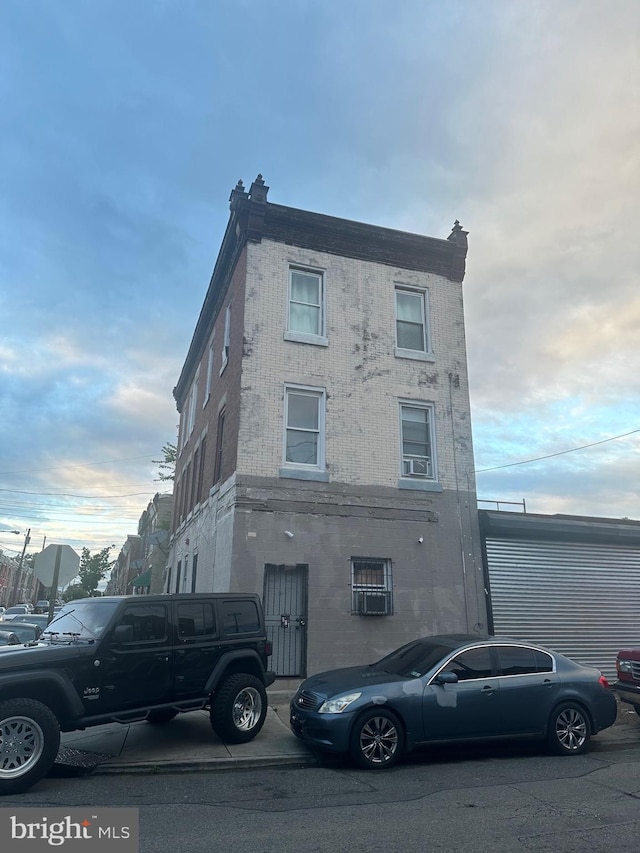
xmin=33 ymin=544 xmax=80 ymax=587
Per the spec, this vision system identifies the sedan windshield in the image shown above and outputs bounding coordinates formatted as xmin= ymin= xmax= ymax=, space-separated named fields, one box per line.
xmin=372 ymin=639 xmax=452 ymax=678
xmin=44 ymin=600 xmax=120 ymax=640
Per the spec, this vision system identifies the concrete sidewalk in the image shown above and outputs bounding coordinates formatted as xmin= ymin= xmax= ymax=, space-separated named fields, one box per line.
xmin=56 ymin=689 xmax=315 ymax=775
xmin=54 ymin=694 xmax=639 ymax=777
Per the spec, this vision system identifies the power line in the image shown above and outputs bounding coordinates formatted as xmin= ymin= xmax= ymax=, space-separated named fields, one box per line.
xmin=0 ymin=455 xmax=157 ymax=475
xmin=0 ymin=488 xmax=156 ymax=499
xmin=475 ymin=427 xmax=640 ymax=473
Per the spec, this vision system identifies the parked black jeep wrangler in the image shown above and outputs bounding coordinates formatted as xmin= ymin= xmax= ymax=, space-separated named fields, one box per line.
xmin=0 ymin=593 xmax=275 ymax=794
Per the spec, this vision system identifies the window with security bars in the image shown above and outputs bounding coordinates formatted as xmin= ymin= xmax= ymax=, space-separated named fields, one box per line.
xmin=351 ymin=558 xmax=393 ymax=616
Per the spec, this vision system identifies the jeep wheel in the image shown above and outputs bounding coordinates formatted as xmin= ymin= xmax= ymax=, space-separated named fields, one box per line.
xmin=0 ymin=699 xmax=60 ymax=795
xmin=146 ymin=709 xmax=178 ymax=725
xmin=210 ymin=674 xmax=267 ymax=744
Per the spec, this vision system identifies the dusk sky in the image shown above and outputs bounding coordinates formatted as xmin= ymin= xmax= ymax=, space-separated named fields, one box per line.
xmin=1 ymin=0 xmax=638 ymax=563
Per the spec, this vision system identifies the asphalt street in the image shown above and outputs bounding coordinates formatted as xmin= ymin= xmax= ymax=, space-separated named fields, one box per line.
xmin=3 ymin=718 xmax=639 ymax=853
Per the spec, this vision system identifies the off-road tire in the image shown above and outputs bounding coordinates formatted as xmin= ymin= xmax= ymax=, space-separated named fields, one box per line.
xmin=0 ymin=698 xmax=60 ymax=795
xmin=210 ymin=673 xmax=267 ymax=744
xmin=146 ymin=709 xmax=179 ymax=725
xmin=547 ymin=702 xmax=591 ymax=755
xmin=349 ymin=708 xmax=405 ymax=769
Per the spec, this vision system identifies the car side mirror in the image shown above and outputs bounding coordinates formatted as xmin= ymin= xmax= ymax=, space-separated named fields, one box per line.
xmin=113 ymin=624 xmax=134 ymax=644
xmin=435 ymin=671 xmax=459 ymax=685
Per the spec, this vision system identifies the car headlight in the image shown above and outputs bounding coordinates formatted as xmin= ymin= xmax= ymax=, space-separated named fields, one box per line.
xmin=617 ymin=659 xmax=633 ymax=674
xmin=318 ymin=692 xmax=362 ymax=714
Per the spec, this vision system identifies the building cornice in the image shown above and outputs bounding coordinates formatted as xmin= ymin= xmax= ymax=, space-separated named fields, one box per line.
xmin=174 ymin=175 xmax=468 ymax=406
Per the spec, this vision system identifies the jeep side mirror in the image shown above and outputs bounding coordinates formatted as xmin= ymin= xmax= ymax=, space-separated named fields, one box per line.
xmin=113 ymin=624 xmax=134 ymax=644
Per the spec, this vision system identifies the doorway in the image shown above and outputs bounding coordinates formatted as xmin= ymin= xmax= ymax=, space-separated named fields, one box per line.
xmin=263 ymin=563 xmax=308 ymax=677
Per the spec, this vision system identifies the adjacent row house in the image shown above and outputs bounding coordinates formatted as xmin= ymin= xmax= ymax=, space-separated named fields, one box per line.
xmin=166 ymin=176 xmax=486 ymax=676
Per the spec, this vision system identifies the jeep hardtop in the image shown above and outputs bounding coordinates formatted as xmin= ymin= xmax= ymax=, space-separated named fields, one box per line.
xmin=0 ymin=593 xmax=275 ymax=794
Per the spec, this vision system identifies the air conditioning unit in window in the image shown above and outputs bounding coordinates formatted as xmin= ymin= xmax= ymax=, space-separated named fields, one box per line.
xmin=360 ymin=592 xmax=390 ymax=616
xmin=403 ymin=459 xmax=429 ymax=477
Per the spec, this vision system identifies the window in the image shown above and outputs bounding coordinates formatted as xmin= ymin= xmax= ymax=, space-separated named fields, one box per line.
xmin=204 ymin=334 xmax=215 ymax=405
xmin=400 ymin=403 xmax=435 ymax=479
xmin=177 ymin=602 xmax=215 ymax=639
xmin=220 ymin=304 xmax=231 ymax=373
xmin=221 ymin=600 xmax=260 ymax=634
xmin=190 ymin=553 xmax=198 ymax=593
xmin=187 ymin=369 xmax=199 ymax=437
xmin=496 ymin=646 xmax=537 ymax=676
xmin=395 ymin=288 xmax=430 ymax=356
xmin=190 ymin=447 xmax=199 ymax=510
xmin=286 ymin=267 xmax=325 ymax=343
xmin=351 ymin=558 xmax=393 ymax=615
xmin=284 ymin=386 xmax=325 ymax=469
xmin=442 ymin=648 xmax=493 ymax=681
xmin=196 ymin=436 xmax=206 ymax=502
xmin=181 ymin=461 xmax=192 ymax=517
xmin=213 ymin=408 xmax=225 ymax=483
xmin=175 ymin=561 xmax=181 ymax=594
xmin=116 ymin=604 xmax=168 ymax=643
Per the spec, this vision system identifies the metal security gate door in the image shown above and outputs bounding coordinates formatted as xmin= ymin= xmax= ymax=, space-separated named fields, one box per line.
xmin=263 ymin=563 xmax=308 ymax=677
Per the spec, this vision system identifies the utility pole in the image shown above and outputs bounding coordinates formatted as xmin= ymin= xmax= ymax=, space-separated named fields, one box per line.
xmin=11 ymin=528 xmax=31 ymax=605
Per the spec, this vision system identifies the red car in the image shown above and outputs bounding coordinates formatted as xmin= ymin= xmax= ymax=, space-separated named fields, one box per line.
xmin=613 ymin=648 xmax=640 ymax=716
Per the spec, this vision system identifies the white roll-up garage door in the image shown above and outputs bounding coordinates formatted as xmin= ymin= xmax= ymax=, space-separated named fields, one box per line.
xmin=485 ymin=537 xmax=640 ymax=681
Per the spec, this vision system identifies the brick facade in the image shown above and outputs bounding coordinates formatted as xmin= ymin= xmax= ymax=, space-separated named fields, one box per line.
xmin=167 ymin=177 xmax=486 ymax=675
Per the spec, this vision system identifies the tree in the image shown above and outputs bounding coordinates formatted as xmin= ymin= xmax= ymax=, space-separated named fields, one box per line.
xmin=77 ymin=547 xmax=113 ymax=597
xmin=62 ymin=583 xmax=86 ymax=603
xmin=153 ymin=442 xmax=176 ymax=482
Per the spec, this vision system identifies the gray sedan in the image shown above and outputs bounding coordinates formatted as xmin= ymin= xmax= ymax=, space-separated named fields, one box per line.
xmin=290 ymin=634 xmax=617 ymax=769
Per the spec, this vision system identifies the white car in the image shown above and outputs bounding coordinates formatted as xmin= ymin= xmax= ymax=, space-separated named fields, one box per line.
xmin=1 ymin=605 xmax=29 ymax=622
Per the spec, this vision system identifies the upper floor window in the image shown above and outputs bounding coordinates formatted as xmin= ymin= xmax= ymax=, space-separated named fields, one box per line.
xmin=213 ymin=407 xmax=225 ymax=483
xmin=187 ymin=369 xmax=199 ymax=437
xmin=204 ymin=334 xmax=215 ymax=405
xmin=395 ymin=288 xmax=431 ymax=358
xmin=220 ymin=305 xmax=231 ymax=374
xmin=283 ymin=385 xmax=325 ymax=469
xmin=400 ymin=402 xmax=435 ymax=479
xmin=285 ymin=268 xmax=327 ymax=346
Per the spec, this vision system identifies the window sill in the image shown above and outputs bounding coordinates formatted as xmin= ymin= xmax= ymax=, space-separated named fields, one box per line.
xmin=394 ymin=348 xmax=435 ymax=362
xmin=219 ymin=358 xmax=228 ymax=376
xmin=284 ymin=331 xmax=329 ymax=347
xmin=397 ymin=478 xmax=443 ymax=492
xmin=279 ymin=467 xmax=329 ymax=482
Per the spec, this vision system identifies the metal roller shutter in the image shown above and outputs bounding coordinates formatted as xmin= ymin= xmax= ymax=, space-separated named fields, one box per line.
xmin=485 ymin=537 xmax=640 ymax=681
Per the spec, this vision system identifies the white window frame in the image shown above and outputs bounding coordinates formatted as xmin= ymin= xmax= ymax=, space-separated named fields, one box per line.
xmin=394 ymin=286 xmax=433 ymax=361
xmin=282 ymin=384 xmax=326 ymax=471
xmin=219 ymin=305 xmax=231 ymax=375
xmin=351 ymin=558 xmax=393 ymax=616
xmin=204 ymin=333 xmax=215 ymax=406
xmin=284 ymin=266 xmax=328 ymax=346
xmin=187 ymin=368 xmax=199 ymax=437
xmin=399 ymin=401 xmax=437 ymax=480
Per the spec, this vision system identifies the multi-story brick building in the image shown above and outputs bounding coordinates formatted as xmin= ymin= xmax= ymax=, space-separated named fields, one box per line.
xmin=167 ymin=175 xmax=486 ymax=676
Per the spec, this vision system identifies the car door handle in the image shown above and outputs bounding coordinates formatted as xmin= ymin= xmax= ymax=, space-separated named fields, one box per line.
xmin=481 ymin=685 xmax=495 ymax=695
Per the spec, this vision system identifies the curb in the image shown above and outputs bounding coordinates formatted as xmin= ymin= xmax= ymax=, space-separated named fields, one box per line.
xmin=92 ymin=754 xmax=318 ymax=775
